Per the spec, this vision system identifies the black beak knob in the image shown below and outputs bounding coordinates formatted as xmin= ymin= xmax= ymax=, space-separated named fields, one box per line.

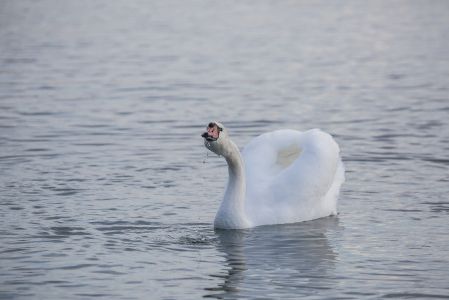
xmin=201 ymin=132 xmax=209 ymax=138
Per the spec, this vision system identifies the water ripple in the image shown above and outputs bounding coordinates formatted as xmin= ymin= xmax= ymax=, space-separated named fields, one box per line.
xmin=1 ymin=1 xmax=449 ymax=299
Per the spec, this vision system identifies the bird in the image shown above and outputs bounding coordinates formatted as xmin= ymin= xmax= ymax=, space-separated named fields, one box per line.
xmin=201 ymin=121 xmax=345 ymax=229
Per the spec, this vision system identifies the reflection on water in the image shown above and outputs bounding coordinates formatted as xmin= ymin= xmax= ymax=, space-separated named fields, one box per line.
xmin=207 ymin=217 xmax=339 ymax=299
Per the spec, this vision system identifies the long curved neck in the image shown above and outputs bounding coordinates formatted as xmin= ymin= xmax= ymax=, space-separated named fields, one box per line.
xmin=214 ymin=140 xmax=250 ymax=229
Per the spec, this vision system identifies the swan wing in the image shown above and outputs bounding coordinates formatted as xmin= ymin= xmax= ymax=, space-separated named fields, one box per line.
xmin=242 ymin=129 xmax=344 ymax=226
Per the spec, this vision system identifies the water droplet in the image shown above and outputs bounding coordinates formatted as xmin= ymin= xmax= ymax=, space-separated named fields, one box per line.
xmin=202 ymin=152 xmax=209 ymax=164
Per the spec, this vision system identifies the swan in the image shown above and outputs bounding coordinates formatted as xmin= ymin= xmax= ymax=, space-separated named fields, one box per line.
xmin=201 ymin=122 xmax=345 ymax=229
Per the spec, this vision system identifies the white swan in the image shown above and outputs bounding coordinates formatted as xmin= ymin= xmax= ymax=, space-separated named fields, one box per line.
xmin=202 ymin=122 xmax=345 ymax=229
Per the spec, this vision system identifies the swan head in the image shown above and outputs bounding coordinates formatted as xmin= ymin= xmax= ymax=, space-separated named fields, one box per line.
xmin=201 ymin=121 xmax=230 ymax=156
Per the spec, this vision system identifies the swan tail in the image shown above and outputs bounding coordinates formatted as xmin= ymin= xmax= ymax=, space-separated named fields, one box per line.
xmin=321 ymin=159 xmax=345 ymax=215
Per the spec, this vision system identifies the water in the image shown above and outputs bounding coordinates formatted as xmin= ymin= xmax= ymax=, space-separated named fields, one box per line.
xmin=1 ymin=1 xmax=448 ymax=299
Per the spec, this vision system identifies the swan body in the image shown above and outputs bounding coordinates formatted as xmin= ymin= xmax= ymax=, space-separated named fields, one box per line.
xmin=202 ymin=122 xmax=345 ymax=229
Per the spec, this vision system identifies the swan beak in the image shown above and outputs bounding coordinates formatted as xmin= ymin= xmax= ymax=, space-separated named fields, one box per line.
xmin=202 ymin=132 xmax=217 ymax=142
xmin=202 ymin=122 xmax=221 ymax=142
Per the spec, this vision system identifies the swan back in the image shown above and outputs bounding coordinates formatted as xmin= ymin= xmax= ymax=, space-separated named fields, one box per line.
xmin=242 ymin=129 xmax=344 ymax=226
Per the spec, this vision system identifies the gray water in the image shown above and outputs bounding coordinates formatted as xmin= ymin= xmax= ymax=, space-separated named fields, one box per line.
xmin=1 ymin=1 xmax=449 ymax=299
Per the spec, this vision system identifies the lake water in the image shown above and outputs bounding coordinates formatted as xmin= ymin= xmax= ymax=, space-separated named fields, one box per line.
xmin=1 ymin=1 xmax=449 ymax=299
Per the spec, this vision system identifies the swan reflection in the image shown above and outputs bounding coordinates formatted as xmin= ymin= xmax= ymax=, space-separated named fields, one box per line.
xmin=205 ymin=217 xmax=339 ymax=299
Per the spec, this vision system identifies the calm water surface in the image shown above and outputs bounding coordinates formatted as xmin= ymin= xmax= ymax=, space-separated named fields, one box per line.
xmin=1 ymin=1 xmax=449 ymax=299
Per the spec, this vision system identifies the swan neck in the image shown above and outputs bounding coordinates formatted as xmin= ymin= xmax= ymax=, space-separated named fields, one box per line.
xmin=224 ymin=142 xmax=244 ymax=178
xmin=214 ymin=140 xmax=250 ymax=229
